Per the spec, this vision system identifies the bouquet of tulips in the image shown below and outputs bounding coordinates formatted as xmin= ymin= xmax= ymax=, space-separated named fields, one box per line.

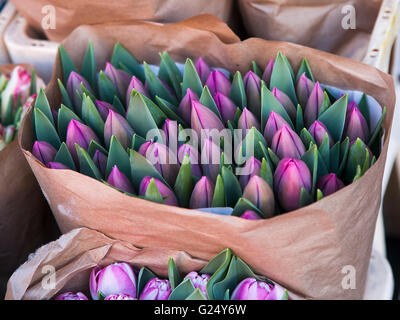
xmin=55 ymin=248 xmax=288 ymax=300
xmin=31 ymin=42 xmax=385 ymax=218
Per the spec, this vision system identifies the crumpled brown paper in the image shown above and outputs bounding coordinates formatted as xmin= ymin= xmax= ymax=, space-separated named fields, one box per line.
xmin=19 ymin=15 xmax=395 ymax=299
xmin=10 ymin=0 xmax=236 ymax=42
xmin=5 ymin=227 xmax=207 ymax=300
xmin=238 ymin=0 xmax=383 ymax=60
xmin=0 ymin=65 xmax=59 ymax=298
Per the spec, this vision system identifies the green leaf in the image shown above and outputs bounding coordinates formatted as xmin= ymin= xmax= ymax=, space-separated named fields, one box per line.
xmin=260 ymin=157 xmax=273 ymax=188
xmin=221 ymin=166 xmax=242 ymax=208
xmin=168 ymin=258 xmax=181 ymax=290
xmin=358 ymin=93 xmax=370 ymax=126
xmin=329 ymin=142 xmax=341 ymax=173
xmin=144 ymin=62 xmax=177 ymax=105
xmin=338 ymin=137 xmax=350 ymax=177
xmin=136 ymin=92 xmax=168 ymax=128
xmin=98 ymin=70 xmax=117 ymax=103
xmin=267 ymin=148 xmax=280 ymax=167
xmin=185 ymin=288 xmax=207 ymax=300
xmin=230 ymin=71 xmax=246 ymax=109
xmin=212 ymin=174 xmax=226 ymax=207
xmin=319 ymin=133 xmax=330 ymax=169
xmin=75 ymin=144 xmax=102 ymax=180
xmin=317 ymin=189 xmax=324 ymax=201
xmin=111 ymin=42 xmax=145 ymax=82
xmin=182 ymin=58 xmax=203 ymax=97
xmin=29 ymin=69 xmax=37 ymax=95
xmin=34 ymin=89 xmax=54 ymax=126
xmin=81 ymin=94 xmax=104 ymax=140
xmin=57 ymin=104 xmax=81 ymax=141
xmin=296 ymin=58 xmax=315 ymax=82
xmin=111 ymin=95 xmax=126 ymax=116
xmin=319 ymin=92 xmax=331 ymax=116
xmin=155 ymin=96 xmax=187 ymax=126
xmin=368 ymin=106 xmax=386 ymax=148
xmin=144 ymin=178 xmax=164 ymax=203
xmin=344 ymin=138 xmax=368 ymax=183
xmin=131 ymin=133 xmax=147 ymax=151
xmin=137 ymin=267 xmax=157 ymax=297
xmin=58 ymin=78 xmax=73 ymax=109
xmin=54 ymin=142 xmax=76 ymax=170
xmin=106 ymin=136 xmax=131 ymax=179
xmin=296 ymin=104 xmax=304 ymax=133
xmin=200 ymin=85 xmax=222 ymax=120
xmin=251 ymin=61 xmax=262 ymax=77
xmin=174 ymin=154 xmax=193 ymax=208
xmin=159 ymin=52 xmax=183 ymax=99
xmin=353 ymin=165 xmax=362 ymax=182
xmin=301 ymin=144 xmax=318 ymax=196
xmin=2 ymin=94 xmax=14 ymax=126
xmin=88 ymin=140 xmax=108 ymax=157
xmin=318 ymin=94 xmax=348 ymax=142
xmin=168 ymin=278 xmax=195 ymax=300
xmin=232 ymin=197 xmax=263 ymax=218
xmin=59 ymin=44 xmax=78 ymax=84
xmin=80 ymin=41 xmax=96 ymax=90
xmin=299 ymin=187 xmax=313 ymax=207
xmin=34 ymin=108 xmax=61 ymax=149
xmin=237 ymin=127 xmax=267 ymax=163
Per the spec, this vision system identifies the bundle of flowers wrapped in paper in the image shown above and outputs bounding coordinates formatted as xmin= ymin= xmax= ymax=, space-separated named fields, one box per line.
xmin=30 ymin=42 xmax=386 ymax=218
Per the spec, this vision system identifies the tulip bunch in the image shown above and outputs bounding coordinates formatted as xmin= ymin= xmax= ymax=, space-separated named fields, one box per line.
xmin=32 ymin=42 xmax=386 ymax=216
xmin=0 ymin=66 xmax=44 ymax=150
xmin=55 ymin=248 xmax=288 ymax=300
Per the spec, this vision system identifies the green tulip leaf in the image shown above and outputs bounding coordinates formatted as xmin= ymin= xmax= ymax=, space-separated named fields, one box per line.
xmin=318 ymin=94 xmax=348 ymax=142
xmin=155 ymin=96 xmax=186 ymax=126
xmin=145 ymin=178 xmax=164 ymax=203
xmin=232 ymin=197 xmax=263 ymax=218
xmin=88 ymin=140 xmax=108 ymax=157
xmin=81 ymin=94 xmax=104 ymax=140
xmin=144 ymin=62 xmax=178 ymax=105
xmin=368 ymin=106 xmax=386 ymax=149
xmin=230 ymin=71 xmax=246 ymax=110
xmin=98 ymin=70 xmax=117 ymax=103
xmin=182 ymin=58 xmax=203 ymax=97
xmin=185 ymin=288 xmax=207 ymax=300
xmin=80 ymin=41 xmax=96 ymax=90
xmin=106 ymin=136 xmax=131 ymax=180
xmin=200 ymin=85 xmax=223 ymax=121
xmin=168 ymin=258 xmax=181 ymax=290
xmin=267 ymin=148 xmax=280 ymax=167
xmin=34 ymin=108 xmax=61 ymax=149
xmin=260 ymin=157 xmax=273 ymax=188
xmin=296 ymin=58 xmax=315 ymax=82
xmin=131 ymin=133 xmax=147 ymax=151
xmin=57 ymin=104 xmax=81 ymax=142
xmin=54 ymin=142 xmax=76 ymax=170
xmin=221 ymin=166 xmax=242 ymax=208
xmin=251 ymin=61 xmax=262 ymax=78
xmin=159 ymin=52 xmax=183 ymax=99
xmin=59 ymin=44 xmax=78 ymax=84
xmin=319 ymin=92 xmax=331 ymax=117
xmin=299 ymin=187 xmax=313 ymax=207
xmin=168 ymin=278 xmax=195 ymax=300
xmin=358 ymin=93 xmax=370 ymax=126
xmin=316 ymin=188 xmax=324 ymax=201
xmin=301 ymin=143 xmax=318 ymax=196
xmin=329 ymin=141 xmax=341 ymax=173
xmin=34 ymin=88 xmax=54 ymax=126
xmin=319 ymin=133 xmax=330 ymax=169
xmin=57 ymin=79 xmax=73 ymax=110
xmin=174 ymin=154 xmax=193 ymax=208
xmin=296 ymin=104 xmax=304 ymax=134
xmin=111 ymin=42 xmax=145 ymax=82
xmin=137 ymin=267 xmax=157 ymax=297
xmin=29 ymin=69 xmax=37 ymax=95
xmin=212 ymin=174 xmax=226 ymax=207
xmin=75 ymin=144 xmax=102 ymax=180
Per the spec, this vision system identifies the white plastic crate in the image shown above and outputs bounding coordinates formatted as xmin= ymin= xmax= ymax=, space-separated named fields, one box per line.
xmin=0 ymin=1 xmax=16 ymax=64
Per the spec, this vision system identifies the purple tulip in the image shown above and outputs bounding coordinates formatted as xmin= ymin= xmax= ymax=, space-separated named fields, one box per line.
xmin=138 ymin=141 xmax=179 ymax=186
xmin=178 ymin=144 xmax=202 ymax=178
xmin=237 ymin=108 xmax=261 ymax=136
xmin=139 ymin=176 xmax=178 ymax=206
xmin=296 ymin=73 xmax=314 ymax=107
xmin=200 ymin=138 xmax=222 ymax=182
xmin=240 ymin=210 xmax=262 ymax=220
xmin=343 ymin=103 xmax=369 ymax=143
xmin=274 ymin=158 xmax=312 ymax=211
xmin=243 ymin=71 xmax=261 ymax=119
xmin=184 ymin=272 xmax=211 ymax=298
xmin=104 ymin=109 xmax=135 ymax=149
xmin=195 ymin=57 xmax=211 ymax=84
xmin=55 ymin=292 xmax=88 ymax=300
xmin=95 ymin=100 xmax=116 ymax=121
xmin=162 ymin=119 xmax=178 ymax=147
xmin=272 ymin=87 xmax=296 ymax=121
xmin=271 ymin=125 xmax=305 ymax=159
xmin=32 ymin=140 xmax=57 ymax=165
xmin=90 ymin=262 xmax=137 ymax=300
xmin=214 ymin=92 xmax=236 ymax=125
xmin=178 ymin=88 xmax=199 ymax=124
xmin=104 ymin=62 xmax=131 ymax=101
xmin=304 ymin=82 xmax=324 ymax=127
xmin=243 ymin=176 xmax=275 ymax=218
xmin=263 ymin=111 xmax=290 ymax=145
xmin=66 ymin=119 xmax=100 ymax=163
xmin=262 ymin=59 xmax=274 ymax=87
xmin=139 ymin=278 xmax=171 ymax=300
xmin=231 ymin=278 xmax=286 ymax=300
xmin=126 ymin=76 xmax=149 ymax=103
xmin=308 ymin=120 xmax=333 ymax=147
xmin=47 ymin=162 xmax=70 ymax=170
xmin=66 ymin=71 xmax=94 ymax=109
xmin=238 ymin=157 xmax=262 ymax=189
xmin=191 ymin=100 xmax=225 ymax=139
xmin=104 ymin=293 xmax=136 ymax=300
xmin=190 ymin=176 xmax=215 ymax=209
xmin=107 ymin=165 xmax=135 ymax=194
xmin=92 ymin=150 xmax=107 ymax=177
xmin=317 ymin=173 xmax=345 ymax=197
xmin=205 ymin=70 xmax=231 ymax=97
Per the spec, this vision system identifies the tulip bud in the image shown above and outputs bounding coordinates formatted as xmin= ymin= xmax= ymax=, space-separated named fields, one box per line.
xmin=296 ymin=73 xmax=314 ymax=107
xmin=162 ymin=119 xmax=178 ymax=147
xmin=190 ymin=176 xmax=214 ymax=209
xmin=237 ymin=108 xmax=261 ymax=136
xmin=206 ymin=70 xmax=231 ymax=97
xmin=104 ymin=293 xmax=136 ymax=300
xmin=304 ymin=82 xmax=324 ymax=127
xmin=271 ymin=125 xmax=305 ymax=159
xmin=263 ymin=111 xmax=290 ymax=145
xmin=55 ymin=292 xmax=88 ymax=300
xmin=67 ymin=71 xmax=94 ymax=109
xmin=201 ymin=138 xmax=221 ymax=182
xmin=231 ymin=277 xmax=286 ymax=300
xmin=262 ymin=59 xmax=274 ymax=87
xmin=184 ymin=272 xmax=211 ymax=298
xmin=66 ymin=119 xmax=100 ymax=163
xmin=195 ymin=57 xmax=211 ymax=84
xmin=95 ymin=100 xmax=116 ymax=121
xmin=191 ymin=100 xmax=225 ymax=139
xmin=178 ymin=88 xmax=199 ymax=124
xmin=107 ymin=165 xmax=135 ymax=194
xmin=178 ymin=144 xmax=202 ymax=178
xmin=32 ymin=140 xmax=57 ymax=165
xmin=272 ymin=87 xmax=296 ymax=121
xmin=343 ymin=104 xmax=369 ymax=143
xmin=139 ymin=278 xmax=171 ymax=300
xmin=240 ymin=210 xmax=262 ymax=220
xmin=308 ymin=120 xmax=333 ymax=147
xmin=317 ymin=173 xmax=345 ymax=197
xmin=20 ymin=93 xmax=38 ymax=122
xmin=104 ymin=109 xmax=135 ymax=149
xmin=3 ymin=125 xmax=15 ymax=144
xmin=90 ymin=262 xmax=137 ymax=300
xmin=138 ymin=141 xmax=179 ymax=186
xmin=243 ymin=176 xmax=275 ymax=217
xmin=214 ymin=92 xmax=236 ymax=125
xmin=274 ymin=158 xmax=312 ymax=211
xmin=47 ymin=162 xmax=70 ymax=170
xmin=243 ymin=71 xmax=261 ymax=119
xmin=92 ymin=150 xmax=107 ymax=177
xmin=238 ymin=157 xmax=262 ymax=190
xmin=126 ymin=76 xmax=149 ymax=103
xmin=139 ymin=176 xmax=178 ymax=206
xmin=104 ymin=62 xmax=131 ymax=101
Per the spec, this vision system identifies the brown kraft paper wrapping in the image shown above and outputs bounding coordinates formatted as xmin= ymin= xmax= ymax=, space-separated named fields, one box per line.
xmin=10 ymin=0 xmax=235 ymax=42
xmin=0 ymin=65 xmax=59 ymax=298
xmin=238 ymin=0 xmax=383 ymax=60
xmin=5 ymin=228 xmax=207 ymax=300
xmin=18 ymin=15 xmax=395 ymax=299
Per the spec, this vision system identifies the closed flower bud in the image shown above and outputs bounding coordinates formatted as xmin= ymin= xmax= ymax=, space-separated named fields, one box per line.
xmin=95 ymin=100 xmax=116 ymax=121
xmin=47 ymin=162 xmax=70 ymax=170
xmin=206 ymin=70 xmax=231 ymax=97
xmin=200 ymin=138 xmax=221 ymax=182
xmin=32 ymin=140 xmax=57 ymax=165
xmin=317 ymin=173 xmax=345 ymax=197
xmin=67 ymin=71 xmax=94 ymax=109
xmin=126 ymin=76 xmax=149 ymax=103
xmin=240 ymin=210 xmax=262 ymax=220
xmin=92 ymin=150 xmax=107 ymax=177
xmin=343 ymin=103 xmax=369 ymax=143
xmin=104 ymin=62 xmax=131 ymax=101
xmin=308 ymin=120 xmax=333 ymax=147
xmin=184 ymin=272 xmax=211 ymax=298
xmin=272 ymin=87 xmax=296 ymax=121
xmin=104 ymin=109 xmax=134 ymax=149
xmin=107 ymin=165 xmax=135 ymax=194
xmin=189 ymin=176 xmax=214 ymax=209
xmin=243 ymin=176 xmax=275 ymax=218
xmin=191 ymin=100 xmax=225 ymax=139
xmin=55 ymin=292 xmax=88 ymax=300
xmin=139 ymin=176 xmax=178 ymax=206
xmin=262 ymin=59 xmax=274 ymax=87
xmin=214 ymin=92 xmax=236 ymax=125
xmin=231 ymin=277 xmax=286 ymax=300
xmin=237 ymin=108 xmax=261 ymax=136
xmin=238 ymin=157 xmax=262 ymax=190
xmin=104 ymin=293 xmax=136 ymax=300
xmin=195 ymin=57 xmax=211 ymax=84
xmin=243 ymin=71 xmax=261 ymax=119
xmin=139 ymin=278 xmax=171 ymax=300
xmin=296 ymin=73 xmax=314 ymax=107
xmin=178 ymin=143 xmax=202 ymax=178
xmin=271 ymin=125 xmax=305 ymax=159
xmin=304 ymin=82 xmax=324 ymax=127
xmin=178 ymin=88 xmax=199 ymax=124
xmin=263 ymin=111 xmax=290 ymax=145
